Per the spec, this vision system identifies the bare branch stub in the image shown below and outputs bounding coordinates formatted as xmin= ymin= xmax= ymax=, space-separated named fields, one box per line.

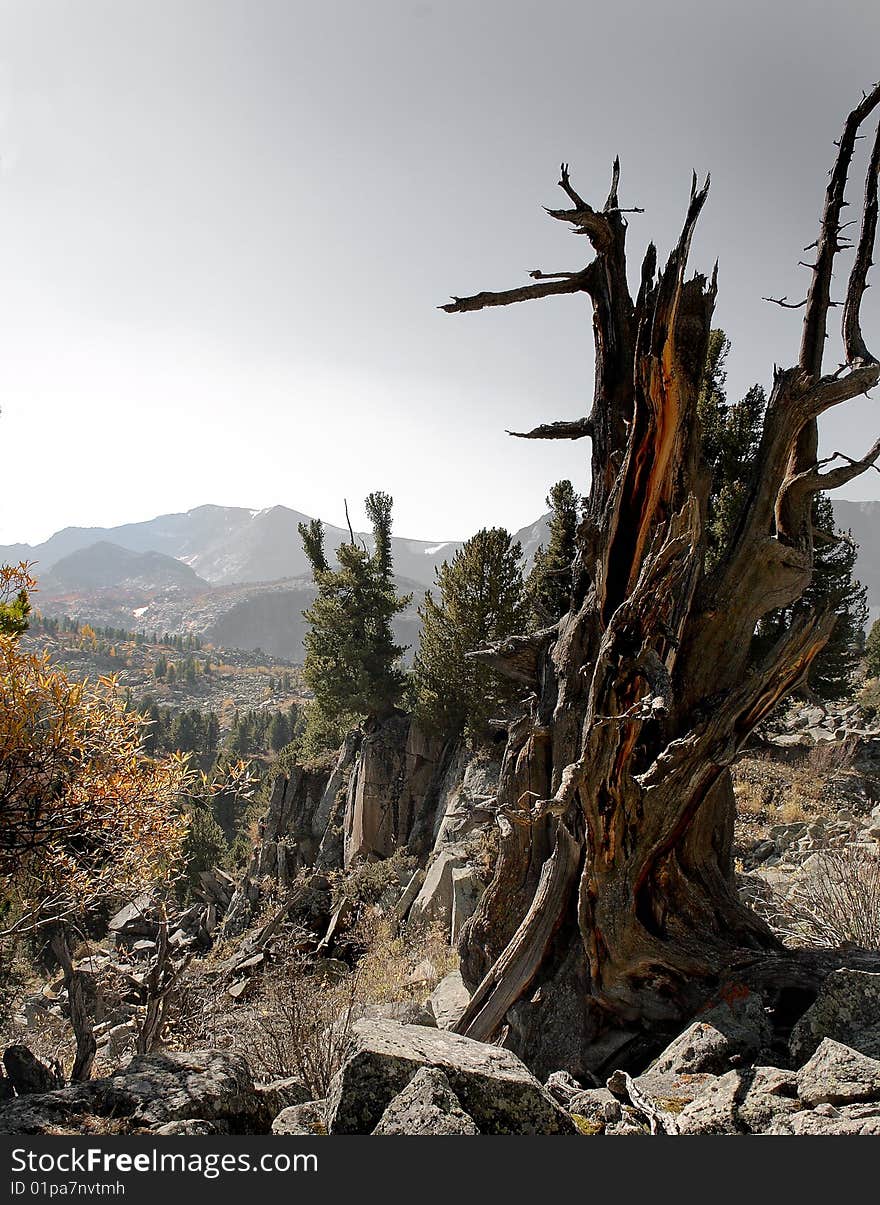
xmin=506 ymin=418 xmax=594 ymax=441
xmin=763 ymin=295 xmax=807 ymax=310
xmin=439 ymin=270 xmax=593 ymax=314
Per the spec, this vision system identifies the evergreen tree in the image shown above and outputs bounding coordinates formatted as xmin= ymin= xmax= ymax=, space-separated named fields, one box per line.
xmin=169 ymin=709 xmax=200 ymax=754
xmin=524 ymin=480 xmax=581 ymax=625
xmin=139 ymin=695 xmax=162 ymax=755
xmin=697 ymin=330 xmax=766 ymax=570
xmin=298 ymin=492 xmax=410 ymax=728
xmin=268 ymin=709 xmax=292 ymax=753
xmin=179 ymin=806 xmax=228 ymax=900
xmin=0 ymin=573 xmax=30 ymax=641
xmin=412 ymin=527 xmax=529 ymax=739
xmin=205 ymin=712 xmax=220 ymax=754
xmin=866 ymin=617 xmax=880 ymax=679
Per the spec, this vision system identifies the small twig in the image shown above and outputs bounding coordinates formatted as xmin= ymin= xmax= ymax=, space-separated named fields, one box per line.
xmin=763 ymin=295 xmax=807 ymax=309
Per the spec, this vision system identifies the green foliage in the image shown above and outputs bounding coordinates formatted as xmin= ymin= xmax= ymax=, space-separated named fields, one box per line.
xmin=296 ymin=701 xmax=359 ymax=764
xmin=179 ymin=805 xmax=228 ymax=900
xmin=338 ymin=848 xmax=417 ymax=908
xmin=412 ymin=527 xmax=529 ymax=740
xmin=866 ymin=617 xmax=880 ymax=680
xmin=0 ymin=590 xmax=30 ymax=638
xmin=298 ymin=493 xmax=410 ymax=728
xmin=857 ymin=677 xmax=880 ymax=718
xmin=524 ymin=480 xmax=580 ymax=626
xmin=697 ymin=331 xmax=766 ymax=570
xmin=268 ymin=709 xmax=293 ymax=753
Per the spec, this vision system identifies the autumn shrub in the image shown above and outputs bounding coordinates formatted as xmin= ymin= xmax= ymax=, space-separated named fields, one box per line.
xmin=0 ymin=564 xmax=194 ymax=1078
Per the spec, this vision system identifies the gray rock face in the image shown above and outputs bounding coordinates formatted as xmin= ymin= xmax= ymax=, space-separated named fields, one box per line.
xmin=428 ymin=971 xmax=470 ymax=1030
xmin=567 ymin=1087 xmax=622 ymax=1128
xmin=326 ymin=1019 xmax=574 ymax=1135
xmin=676 ymin=1066 xmax=800 ymax=1135
xmin=256 ymin=1077 xmax=311 ymax=1115
xmin=450 ymin=867 xmax=484 ymax=943
xmin=769 ymin=1103 xmax=880 ymax=1135
xmin=790 ymin=970 xmax=880 ymax=1063
xmin=431 ymin=748 xmax=501 ymax=850
xmin=372 ymin=1067 xmax=480 ymax=1135
xmin=391 ymin=869 xmax=426 ymax=924
xmin=797 ymin=1038 xmax=880 ymax=1106
xmin=647 ymin=995 xmax=771 ymax=1078
xmin=360 ymin=1001 xmax=437 ymax=1028
xmin=344 ymin=714 xmax=412 ymax=866
xmin=271 ymin=1101 xmax=327 ymax=1135
xmin=0 ymin=1051 xmax=272 ymax=1135
xmin=153 ymin=1119 xmax=226 ymax=1135
xmin=2 ymin=1046 xmax=59 ymax=1096
xmin=408 ymin=849 xmax=468 ymax=933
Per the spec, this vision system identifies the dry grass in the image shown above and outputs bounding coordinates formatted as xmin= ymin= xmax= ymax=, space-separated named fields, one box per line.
xmin=242 ymin=955 xmax=360 ymax=1098
xmin=767 ymin=842 xmax=880 ymax=951
xmin=350 ymin=912 xmax=457 ymax=1006
xmin=169 ymin=910 xmax=457 ymax=1099
xmin=732 ymin=750 xmax=856 ymax=836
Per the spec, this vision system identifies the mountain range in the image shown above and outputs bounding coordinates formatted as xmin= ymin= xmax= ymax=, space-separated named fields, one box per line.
xmin=2 ymin=501 xmax=875 ymax=661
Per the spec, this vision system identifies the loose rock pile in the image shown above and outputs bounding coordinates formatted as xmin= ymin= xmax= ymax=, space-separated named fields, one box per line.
xmin=5 ymin=969 xmax=880 ymax=1135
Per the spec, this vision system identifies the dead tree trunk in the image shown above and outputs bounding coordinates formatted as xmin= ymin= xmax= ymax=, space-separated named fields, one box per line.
xmin=441 ymin=88 xmax=880 ymax=1079
xmin=49 ymin=924 xmax=96 ymax=1083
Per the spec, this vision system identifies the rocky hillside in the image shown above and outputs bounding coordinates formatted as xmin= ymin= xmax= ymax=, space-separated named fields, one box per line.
xmin=3 ymin=699 xmax=880 ymax=1136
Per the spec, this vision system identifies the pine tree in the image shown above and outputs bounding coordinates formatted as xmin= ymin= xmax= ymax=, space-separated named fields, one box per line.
xmin=412 ymin=527 xmax=529 ymax=739
xmin=179 ymin=806 xmax=228 ymax=900
xmin=268 ymin=710 xmax=292 ymax=753
xmin=524 ymin=480 xmax=581 ymax=625
xmin=697 ymin=331 xmax=766 ymax=570
xmin=866 ymin=618 xmax=880 ymax=679
xmin=0 ymin=566 xmax=31 ymax=638
xmin=298 ymin=492 xmax=410 ymax=728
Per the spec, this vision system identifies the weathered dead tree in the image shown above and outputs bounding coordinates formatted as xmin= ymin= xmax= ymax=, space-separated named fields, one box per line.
xmin=442 ymin=87 xmax=880 ymax=1078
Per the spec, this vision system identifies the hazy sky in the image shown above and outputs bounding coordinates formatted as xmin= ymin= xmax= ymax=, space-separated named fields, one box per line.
xmin=1 ymin=0 xmax=879 ymax=545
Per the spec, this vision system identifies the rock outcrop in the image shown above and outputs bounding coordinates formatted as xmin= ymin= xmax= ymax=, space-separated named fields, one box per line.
xmin=789 ymin=969 xmax=880 ymax=1062
xmin=325 ymin=1019 xmax=574 ymax=1134
xmin=0 ymin=1050 xmax=274 ymax=1135
xmin=371 ymin=1067 xmax=480 ymax=1135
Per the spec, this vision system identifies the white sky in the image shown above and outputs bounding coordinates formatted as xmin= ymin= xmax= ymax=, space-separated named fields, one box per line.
xmin=1 ymin=0 xmax=879 ymax=545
